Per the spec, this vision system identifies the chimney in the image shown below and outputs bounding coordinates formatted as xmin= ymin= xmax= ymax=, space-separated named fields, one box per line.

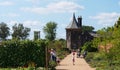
xmin=77 ymin=16 xmax=82 ymax=28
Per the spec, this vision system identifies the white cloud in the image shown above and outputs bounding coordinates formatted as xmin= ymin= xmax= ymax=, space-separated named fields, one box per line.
xmin=0 ymin=1 xmax=14 ymax=6
xmin=21 ymin=1 xmax=84 ymax=14
xmin=23 ymin=20 xmax=45 ymax=29
xmin=89 ymin=12 xmax=120 ymax=27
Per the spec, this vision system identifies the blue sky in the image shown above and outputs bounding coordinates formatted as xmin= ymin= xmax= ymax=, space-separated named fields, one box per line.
xmin=0 ymin=0 xmax=120 ymax=39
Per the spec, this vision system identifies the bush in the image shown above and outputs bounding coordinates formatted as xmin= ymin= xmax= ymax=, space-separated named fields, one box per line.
xmin=49 ymin=61 xmax=56 ymax=70
xmin=82 ymin=42 xmax=98 ymax=52
xmin=85 ymin=52 xmax=95 ymax=62
xmin=0 ymin=40 xmax=46 ymax=67
xmin=85 ymin=51 xmax=120 ymax=70
xmin=85 ymin=52 xmax=107 ymax=68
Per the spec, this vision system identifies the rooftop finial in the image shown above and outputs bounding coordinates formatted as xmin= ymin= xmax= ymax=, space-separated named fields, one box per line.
xmin=73 ymin=12 xmax=75 ymax=16
xmin=73 ymin=12 xmax=76 ymax=20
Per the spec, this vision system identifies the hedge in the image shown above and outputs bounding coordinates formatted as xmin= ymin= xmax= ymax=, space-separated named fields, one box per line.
xmin=0 ymin=40 xmax=46 ymax=68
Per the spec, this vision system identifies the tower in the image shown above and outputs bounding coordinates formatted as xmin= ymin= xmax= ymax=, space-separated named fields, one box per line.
xmin=34 ymin=31 xmax=40 ymax=40
xmin=66 ymin=13 xmax=82 ymax=50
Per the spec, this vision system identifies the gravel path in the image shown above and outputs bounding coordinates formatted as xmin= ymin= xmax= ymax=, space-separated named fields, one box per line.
xmin=55 ymin=52 xmax=95 ymax=70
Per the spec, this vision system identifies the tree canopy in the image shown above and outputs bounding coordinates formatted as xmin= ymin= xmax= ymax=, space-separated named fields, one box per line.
xmin=12 ymin=23 xmax=31 ymax=40
xmin=85 ymin=17 xmax=120 ymax=70
xmin=0 ymin=22 xmax=10 ymax=40
xmin=43 ymin=21 xmax=57 ymax=41
xmin=82 ymin=25 xmax=94 ymax=32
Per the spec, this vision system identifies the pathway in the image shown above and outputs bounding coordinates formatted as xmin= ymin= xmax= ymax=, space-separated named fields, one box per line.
xmin=55 ymin=52 xmax=95 ymax=70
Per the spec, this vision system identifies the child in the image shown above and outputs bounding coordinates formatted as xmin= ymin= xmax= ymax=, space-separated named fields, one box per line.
xmin=72 ymin=50 xmax=75 ymax=65
xmin=56 ymin=57 xmax=60 ymax=65
xmin=72 ymin=56 xmax=75 ymax=65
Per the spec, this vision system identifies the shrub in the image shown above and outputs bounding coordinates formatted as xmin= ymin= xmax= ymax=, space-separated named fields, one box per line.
xmin=49 ymin=61 xmax=56 ymax=70
xmin=82 ymin=42 xmax=98 ymax=52
xmin=0 ymin=40 xmax=46 ymax=67
xmin=85 ymin=51 xmax=120 ymax=70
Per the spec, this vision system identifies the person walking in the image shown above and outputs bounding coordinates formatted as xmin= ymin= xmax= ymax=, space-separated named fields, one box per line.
xmin=50 ymin=49 xmax=56 ymax=61
xmin=83 ymin=50 xmax=87 ymax=58
xmin=56 ymin=56 xmax=60 ymax=65
xmin=72 ymin=50 xmax=75 ymax=65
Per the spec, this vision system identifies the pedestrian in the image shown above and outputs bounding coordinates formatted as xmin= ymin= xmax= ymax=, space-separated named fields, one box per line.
xmin=77 ymin=49 xmax=80 ymax=58
xmin=56 ymin=57 xmax=60 ymax=65
xmin=83 ymin=50 xmax=87 ymax=58
xmin=72 ymin=50 xmax=75 ymax=65
xmin=53 ymin=49 xmax=57 ymax=61
xmin=50 ymin=49 xmax=56 ymax=61
xmin=72 ymin=56 xmax=75 ymax=65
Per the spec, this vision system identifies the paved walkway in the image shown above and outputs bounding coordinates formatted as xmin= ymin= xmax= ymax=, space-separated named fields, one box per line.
xmin=55 ymin=52 xmax=95 ymax=70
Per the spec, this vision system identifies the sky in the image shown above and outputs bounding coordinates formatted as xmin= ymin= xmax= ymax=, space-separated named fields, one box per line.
xmin=0 ymin=0 xmax=120 ymax=40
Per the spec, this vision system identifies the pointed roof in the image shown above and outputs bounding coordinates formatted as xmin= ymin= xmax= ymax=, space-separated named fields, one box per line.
xmin=66 ymin=13 xmax=78 ymax=29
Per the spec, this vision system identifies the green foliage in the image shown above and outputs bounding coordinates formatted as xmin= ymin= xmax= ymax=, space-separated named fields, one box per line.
xmin=106 ymin=44 xmax=120 ymax=67
xmin=0 ymin=40 xmax=46 ymax=67
xmin=0 ymin=22 xmax=10 ymax=40
xmin=0 ymin=67 xmax=44 ymax=70
xmin=12 ymin=24 xmax=31 ymax=40
xmin=45 ymin=39 xmax=69 ymax=69
xmin=49 ymin=61 xmax=56 ymax=70
xmin=85 ymin=52 xmax=108 ymax=69
xmin=82 ymin=42 xmax=98 ymax=52
xmin=92 ymin=38 xmax=101 ymax=48
xmin=114 ymin=17 xmax=120 ymax=28
xmin=47 ymin=39 xmax=69 ymax=57
xmin=82 ymin=25 xmax=94 ymax=32
xmin=85 ymin=17 xmax=120 ymax=70
xmin=43 ymin=21 xmax=57 ymax=41
xmin=52 ymin=39 xmax=66 ymax=51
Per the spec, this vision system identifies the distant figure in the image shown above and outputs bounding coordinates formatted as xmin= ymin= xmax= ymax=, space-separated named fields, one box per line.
xmin=50 ymin=49 xmax=56 ymax=61
xmin=83 ymin=51 xmax=87 ymax=58
xmin=56 ymin=57 xmax=60 ymax=65
xmin=72 ymin=50 xmax=75 ymax=65
xmin=77 ymin=49 xmax=81 ymax=58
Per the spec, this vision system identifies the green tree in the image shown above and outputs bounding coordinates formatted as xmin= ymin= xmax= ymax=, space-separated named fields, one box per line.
xmin=113 ymin=17 xmax=120 ymax=39
xmin=114 ymin=17 xmax=120 ymax=28
xmin=0 ymin=22 xmax=10 ymax=40
xmin=82 ymin=25 xmax=94 ymax=32
xmin=97 ymin=28 xmax=106 ymax=41
xmin=84 ymin=17 xmax=120 ymax=70
xmin=12 ymin=23 xmax=31 ymax=40
xmin=43 ymin=22 xmax=57 ymax=41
